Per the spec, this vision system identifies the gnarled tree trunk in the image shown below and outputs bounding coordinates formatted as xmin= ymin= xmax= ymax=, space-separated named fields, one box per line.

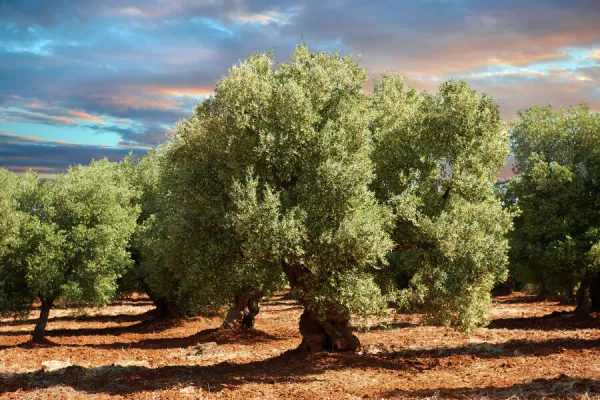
xmin=142 ymin=282 xmax=182 ymax=319
xmin=575 ymin=274 xmax=600 ymax=314
xmin=590 ymin=274 xmax=600 ymax=310
xmin=32 ymin=297 xmax=54 ymax=343
xmin=222 ymin=292 xmax=261 ymax=329
xmin=283 ymin=262 xmax=360 ymax=352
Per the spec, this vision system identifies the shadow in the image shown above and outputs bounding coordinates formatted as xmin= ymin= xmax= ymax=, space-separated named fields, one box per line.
xmin=382 ymin=375 xmax=600 ymax=399
xmin=0 ymin=326 xmax=283 ymax=351
xmin=0 ymin=348 xmax=450 ymax=396
xmin=489 ymin=311 xmax=600 ymax=331
xmin=383 ymin=336 xmax=600 ymax=360
xmin=0 ymin=350 xmax=322 ymax=395
xmin=2 ymin=339 xmax=598 ymax=396
xmin=109 ymin=297 xmax=154 ymax=305
xmin=262 ymin=300 xmax=300 ymax=307
xmin=356 ymin=321 xmax=416 ymax=332
xmin=0 ymin=318 xmax=184 ymax=345
xmin=492 ymin=294 xmax=563 ymax=305
xmin=89 ymin=327 xmax=282 ymax=350
xmin=1 ymin=311 xmax=153 ymax=327
xmin=266 ymin=305 xmax=304 ymax=313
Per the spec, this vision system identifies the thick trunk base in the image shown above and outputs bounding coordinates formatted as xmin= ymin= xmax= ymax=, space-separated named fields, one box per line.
xmin=575 ymin=275 xmax=600 ymax=314
xmin=142 ymin=283 xmax=181 ymax=319
xmin=222 ymin=293 xmax=260 ymax=329
xmin=492 ymin=277 xmax=517 ymax=296
xmin=282 ymin=262 xmax=361 ymax=352
xmin=32 ymin=299 xmax=53 ymax=343
xmin=590 ymin=275 xmax=600 ymax=310
xmin=153 ymin=297 xmax=182 ymax=319
xmin=298 ymin=309 xmax=360 ymax=352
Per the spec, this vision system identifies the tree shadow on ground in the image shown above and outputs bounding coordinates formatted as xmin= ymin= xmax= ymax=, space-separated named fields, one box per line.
xmin=355 ymin=321 xmax=416 ymax=332
xmin=384 ymin=336 xmax=600 ymax=360
xmin=0 ymin=318 xmax=185 ymax=348
xmin=382 ymin=375 xmax=600 ymax=399
xmin=492 ymin=294 xmax=562 ymax=304
xmin=262 ymin=300 xmax=300 ymax=307
xmin=489 ymin=310 xmax=600 ymax=331
xmin=108 ymin=298 xmax=154 ymax=306
xmin=88 ymin=327 xmax=283 ymax=350
xmin=266 ymin=305 xmax=304 ymax=313
xmin=0 ymin=349 xmax=451 ymax=396
xmin=0 ymin=326 xmax=283 ymax=351
xmin=1 ymin=311 xmax=153 ymax=328
xmin=2 ymin=348 xmax=599 ymax=397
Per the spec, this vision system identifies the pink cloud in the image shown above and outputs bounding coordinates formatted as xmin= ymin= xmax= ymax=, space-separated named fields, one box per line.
xmin=68 ymin=110 xmax=106 ymax=125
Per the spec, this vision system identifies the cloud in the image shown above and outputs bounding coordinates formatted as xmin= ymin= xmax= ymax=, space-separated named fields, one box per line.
xmin=0 ymin=132 xmax=147 ymax=174
xmin=0 ymin=109 xmax=77 ymax=126
xmin=84 ymin=122 xmax=170 ymax=146
xmin=465 ymin=64 xmax=600 ymax=120
xmin=68 ymin=110 xmax=106 ymax=124
xmin=0 ymin=0 xmax=599 ymax=174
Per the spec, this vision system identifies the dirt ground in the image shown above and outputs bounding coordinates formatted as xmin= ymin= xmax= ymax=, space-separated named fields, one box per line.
xmin=1 ymin=292 xmax=600 ymax=399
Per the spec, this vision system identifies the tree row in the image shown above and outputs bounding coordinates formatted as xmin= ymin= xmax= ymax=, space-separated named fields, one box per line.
xmin=1 ymin=45 xmax=598 ymax=350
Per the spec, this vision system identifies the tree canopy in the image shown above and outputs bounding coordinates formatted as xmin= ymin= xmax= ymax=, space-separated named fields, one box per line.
xmin=0 ymin=159 xmax=139 ymax=341
xmin=154 ymin=45 xmax=394 ymax=350
xmin=507 ymin=103 xmax=600 ymax=311
xmin=370 ymin=75 xmax=511 ymax=332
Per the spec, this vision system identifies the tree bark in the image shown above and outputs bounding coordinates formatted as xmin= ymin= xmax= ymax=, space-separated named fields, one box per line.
xmin=222 ymin=292 xmax=261 ymax=329
xmin=282 ymin=262 xmax=361 ymax=352
xmin=32 ymin=297 xmax=54 ymax=342
xmin=590 ymin=274 xmax=600 ymax=310
xmin=152 ymin=297 xmax=183 ymax=319
xmin=298 ymin=308 xmax=360 ymax=351
xmin=141 ymin=281 xmax=181 ymax=319
xmin=576 ymin=276 xmax=594 ymax=314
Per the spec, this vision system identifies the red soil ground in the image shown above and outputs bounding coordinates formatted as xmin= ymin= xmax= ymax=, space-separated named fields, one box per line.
xmin=1 ymin=292 xmax=600 ymax=399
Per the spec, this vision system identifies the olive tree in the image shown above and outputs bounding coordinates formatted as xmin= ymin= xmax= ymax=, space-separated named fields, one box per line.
xmin=119 ymin=151 xmax=184 ymax=318
xmin=0 ymin=169 xmax=30 ymax=316
xmin=0 ymin=160 xmax=139 ymax=341
xmin=507 ymin=103 xmax=600 ymax=312
xmin=370 ymin=75 xmax=511 ymax=332
xmin=158 ymin=45 xmax=393 ymax=350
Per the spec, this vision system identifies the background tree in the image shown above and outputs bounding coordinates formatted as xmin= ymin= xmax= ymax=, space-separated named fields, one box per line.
xmin=507 ymin=103 xmax=600 ymax=312
xmin=0 ymin=160 xmax=139 ymax=341
xmin=119 ymin=151 xmax=183 ymax=318
xmin=158 ymin=45 xmax=393 ymax=349
xmin=370 ymin=75 xmax=511 ymax=332
xmin=0 ymin=168 xmax=30 ymax=316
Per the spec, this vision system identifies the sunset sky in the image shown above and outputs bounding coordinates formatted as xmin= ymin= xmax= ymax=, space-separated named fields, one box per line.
xmin=1 ymin=0 xmax=599 ymax=176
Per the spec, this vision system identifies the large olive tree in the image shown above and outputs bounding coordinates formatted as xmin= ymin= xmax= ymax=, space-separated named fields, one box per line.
xmin=370 ymin=75 xmax=511 ymax=332
xmin=158 ymin=45 xmax=393 ymax=350
xmin=0 ymin=160 xmax=139 ymax=341
xmin=507 ymin=103 xmax=600 ymax=312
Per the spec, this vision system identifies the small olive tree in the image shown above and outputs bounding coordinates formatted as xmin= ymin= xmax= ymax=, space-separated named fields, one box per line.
xmin=0 ymin=160 xmax=139 ymax=341
xmin=158 ymin=45 xmax=393 ymax=350
xmin=370 ymin=75 xmax=511 ymax=332
xmin=507 ymin=103 xmax=600 ymax=312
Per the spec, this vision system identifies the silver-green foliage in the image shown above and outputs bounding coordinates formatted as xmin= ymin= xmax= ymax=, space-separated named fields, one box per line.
xmin=0 ymin=159 xmax=139 ymax=314
xmin=157 ymin=45 xmax=394 ymax=319
xmin=118 ymin=151 xmax=166 ymax=295
xmin=371 ymin=75 xmax=511 ymax=332
xmin=508 ymin=104 xmax=600 ymax=294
